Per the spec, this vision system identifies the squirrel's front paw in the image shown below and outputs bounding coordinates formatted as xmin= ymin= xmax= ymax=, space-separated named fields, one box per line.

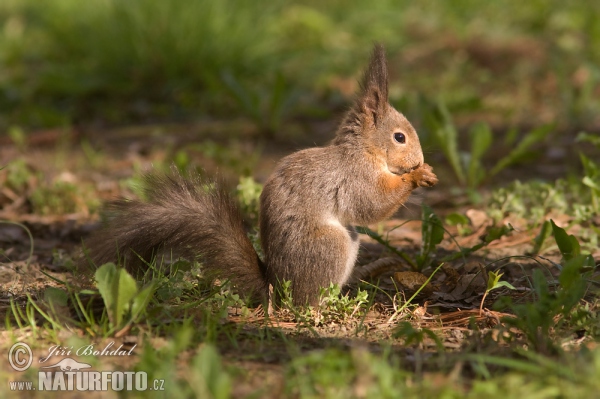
xmin=411 ymin=163 xmax=438 ymax=187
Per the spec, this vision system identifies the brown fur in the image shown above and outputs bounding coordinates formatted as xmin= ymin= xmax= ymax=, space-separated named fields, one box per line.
xmin=84 ymin=173 xmax=268 ymax=300
xmin=83 ymin=44 xmax=437 ymax=306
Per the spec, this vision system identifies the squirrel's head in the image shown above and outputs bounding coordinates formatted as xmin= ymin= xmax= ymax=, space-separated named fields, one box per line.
xmin=337 ymin=44 xmax=424 ymax=175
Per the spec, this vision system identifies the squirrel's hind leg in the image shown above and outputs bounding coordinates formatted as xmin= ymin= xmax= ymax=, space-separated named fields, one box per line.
xmin=274 ymin=222 xmax=359 ymax=306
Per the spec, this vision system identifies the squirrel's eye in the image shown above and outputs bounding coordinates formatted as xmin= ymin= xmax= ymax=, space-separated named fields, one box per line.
xmin=394 ymin=132 xmax=405 ymax=144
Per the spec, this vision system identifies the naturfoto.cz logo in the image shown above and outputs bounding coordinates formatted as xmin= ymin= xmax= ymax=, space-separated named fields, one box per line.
xmin=8 ymin=342 xmax=165 ymax=392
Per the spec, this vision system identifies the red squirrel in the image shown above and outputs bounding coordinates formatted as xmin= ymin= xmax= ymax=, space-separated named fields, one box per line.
xmin=84 ymin=45 xmax=438 ymax=305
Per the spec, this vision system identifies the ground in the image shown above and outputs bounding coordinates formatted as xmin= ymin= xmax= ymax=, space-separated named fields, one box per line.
xmin=1 ymin=121 xmax=599 ymax=398
xmin=1 ymin=1 xmax=600 ymax=397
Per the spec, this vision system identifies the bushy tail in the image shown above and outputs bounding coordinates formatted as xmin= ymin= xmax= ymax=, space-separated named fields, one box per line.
xmin=83 ymin=170 xmax=267 ymax=299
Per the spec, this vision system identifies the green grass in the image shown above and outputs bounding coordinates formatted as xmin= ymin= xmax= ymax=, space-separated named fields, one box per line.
xmin=2 ymin=188 xmax=598 ymax=397
xmin=2 ymin=0 xmax=600 ymax=133
xmin=3 ymin=236 xmax=599 ymax=398
xmin=1 ymin=1 xmax=600 ymax=397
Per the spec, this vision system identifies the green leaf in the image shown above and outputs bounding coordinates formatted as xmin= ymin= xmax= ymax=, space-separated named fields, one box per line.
xmin=489 ymin=125 xmax=553 ymax=177
xmin=422 ymin=204 xmax=444 ymax=253
xmin=580 ymin=153 xmax=599 ymax=177
xmin=582 ymin=176 xmax=600 ymax=190
xmin=190 ymin=345 xmax=232 ymax=399
xmin=268 ymin=72 xmax=296 ymax=131
xmin=558 ymin=255 xmax=585 ymax=291
xmin=95 ymin=263 xmax=138 ymax=328
xmin=580 ymin=153 xmax=600 ymax=213
xmin=79 ymin=289 xmax=99 ymax=295
xmin=584 ymin=254 xmax=596 ymax=268
xmin=418 ymin=204 xmax=444 ymax=269
xmin=8 ymin=126 xmax=27 ymax=152
xmin=467 ymin=122 xmax=492 ymax=187
xmin=43 ymin=287 xmax=68 ymax=307
xmin=445 ymin=212 xmax=470 ymax=226
xmin=532 ymin=220 xmax=552 ymax=254
xmin=487 ymin=270 xmax=503 ymax=291
xmin=220 ymin=71 xmax=261 ymax=122
xmin=493 ymin=280 xmax=517 ymax=291
xmin=483 ymin=224 xmax=514 ymax=243
xmin=131 ymin=282 xmax=157 ymax=322
xmin=576 ymin=132 xmax=600 ymax=148
xmin=425 ymin=102 xmax=465 ymax=184
xmin=422 ymin=204 xmax=444 ymax=252
xmin=557 ymin=255 xmax=588 ymax=314
xmin=550 ymin=220 xmax=580 ymax=261
xmin=504 ymin=126 xmax=519 ymax=146
xmin=486 ymin=271 xmax=515 ymax=292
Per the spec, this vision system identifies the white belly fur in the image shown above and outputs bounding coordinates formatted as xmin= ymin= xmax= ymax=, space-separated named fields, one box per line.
xmin=327 ymin=217 xmax=360 ymax=285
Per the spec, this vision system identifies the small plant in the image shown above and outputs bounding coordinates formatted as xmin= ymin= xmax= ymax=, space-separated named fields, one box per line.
xmin=531 ymin=220 xmax=553 ymax=254
xmin=575 ymin=131 xmax=600 ymax=214
xmin=278 ymin=279 xmax=296 ymax=310
xmin=186 ymin=344 xmax=233 ymax=399
xmin=221 ymin=71 xmax=300 ymax=135
xmin=550 ymin=220 xmax=596 ymax=268
xmin=30 ymin=180 xmax=100 ymax=215
xmin=488 ymin=179 xmax=595 ymax=226
xmin=495 ymin=259 xmax=588 ymax=355
xmin=154 ymin=260 xmax=199 ymax=302
xmin=94 ymin=263 xmax=157 ymax=336
xmin=3 ymin=158 xmax=35 ymax=193
xmin=423 ymin=101 xmax=552 ymax=190
xmin=236 ymin=175 xmax=263 ymax=222
xmin=357 ymin=204 xmax=446 ymax=272
xmin=580 ymin=153 xmax=599 ymax=214
xmin=273 ymin=281 xmax=369 ymax=326
xmin=285 ymin=347 xmax=472 ymax=397
xmin=210 ymin=287 xmax=251 ymax=319
xmin=576 ymin=132 xmax=600 ymax=147
xmin=138 ymin=326 xmax=233 ymax=397
xmin=80 ymin=139 xmax=104 ymax=169
xmin=0 ymin=160 xmax=100 ymax=215
xmin=358 ymin=205 xmax=513 ymax=272
xmin=480 ymin=270 xmax=516 ymax=315
xmin=417 ymin=204 xmax=444 ymax=270
xmin=8 ymin=126 xmax=27 ymax=152
xmin=494 ymin=221 xmax=594 ymax=354
xmin=131 ymin=322 xmax=233 ymax=398
xmin=444 ymin=212 xmax=472 ymax=236
xmin=316 ymin=283 xmax=368 ymax=322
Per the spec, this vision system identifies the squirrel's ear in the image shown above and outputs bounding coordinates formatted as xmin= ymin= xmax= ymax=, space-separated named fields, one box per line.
xmin=357 ymin=44 xmax=389 ymax=127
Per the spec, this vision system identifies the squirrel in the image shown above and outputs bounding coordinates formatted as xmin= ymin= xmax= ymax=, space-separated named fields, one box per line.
xmin=84 ymin=44 xmax=438 ymax=306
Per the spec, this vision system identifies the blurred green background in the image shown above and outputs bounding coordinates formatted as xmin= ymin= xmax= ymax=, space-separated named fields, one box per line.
xmin=1 ymin=0 xmax=599 ymax=136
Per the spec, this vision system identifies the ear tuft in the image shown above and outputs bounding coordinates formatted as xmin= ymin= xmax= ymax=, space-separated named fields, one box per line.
xmin=357 ymin=44 xmax=389 ymax=126
xmin=361 ymin=44 xmax=389 ymax=100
